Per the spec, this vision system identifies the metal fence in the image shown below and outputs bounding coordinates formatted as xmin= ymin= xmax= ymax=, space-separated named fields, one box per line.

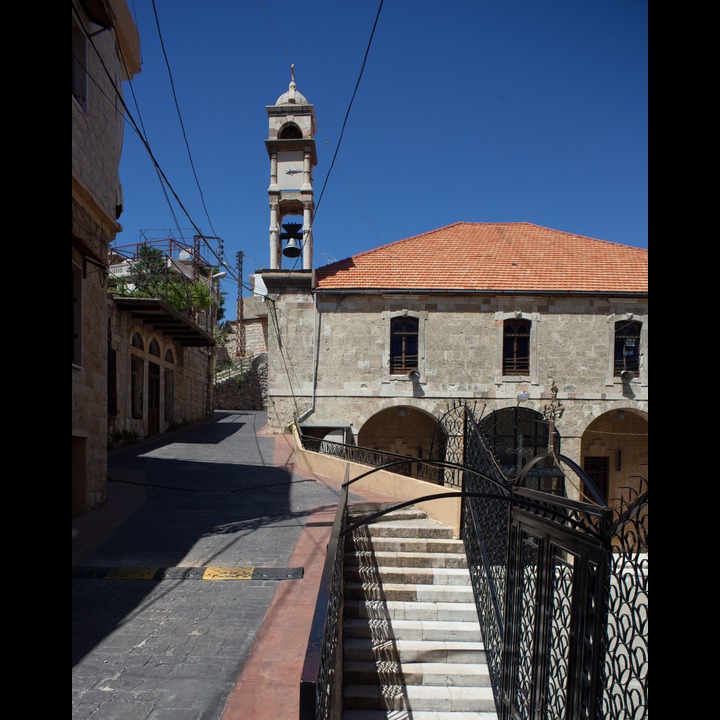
xmin=298 ymin=402 xmax=648 ymax=720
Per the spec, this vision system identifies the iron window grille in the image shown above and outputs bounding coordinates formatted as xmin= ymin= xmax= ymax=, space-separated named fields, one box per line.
xmin=390 ymin=316 xmax=419 ymax=374
xmin=614 ymin=320 xmax=641 ymax=376
xmin=503 ymin=318 xmax=531 ymax=375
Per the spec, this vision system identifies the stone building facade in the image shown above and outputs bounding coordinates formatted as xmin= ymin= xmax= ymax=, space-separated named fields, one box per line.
xmin=72 ymin=0 xmax=140 ymax=516
xmin=219 ymin=297 xmax=269 ymax=361
xmin=107 ymin=307 xmax=214 ymax=442
xmin=258 ymin=224 xmax=648 ymax=508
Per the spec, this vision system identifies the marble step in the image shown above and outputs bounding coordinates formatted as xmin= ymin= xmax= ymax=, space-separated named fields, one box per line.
xmin=344 ymin=659 xmax=492 ymax=687
xmin=344 ymin=638 xmax=487 ymax=664
xmin=345 ymin=566 xmax=472 ymax=586
xmin=344 ymin=582 xmax=475 ymax=603
xmin=346 ymin=549 xmax=468 ymax=569
xmin=344 ymin=618 xmax=482 ymax=643
xmin=343 ymin=682 xmax=497 ymax=712
xmin=344 ymin=599 xmax=479 ymax=623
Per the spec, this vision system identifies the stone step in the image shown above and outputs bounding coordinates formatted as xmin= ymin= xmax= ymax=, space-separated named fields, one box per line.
xmin=345 ymin=566 xmax=472 ymax=586
xmin=346 ymin=549 xmax=468 ymax=569
xmin=348 ymin=503 xmax=427 ymax=522
xmin=344 ymin=710 xmax=499 ymax=720
xmin=344 ymin=599 xmax=479 ymax=623
xmin=345 ymin=582 xmax=475 ymax=603
xmin=346 ymin=536 xmax=465 ymax=555
xmin=342 ymin=505 xmax=498 ymax=719
xmin=344 ymin=618 xmax=482 ymax=643
xmin=350 ymin=518 xmax=455 ymax=540
xmin=343 ymin=683 xmax=497 ymax=712
xmin=344 ymin=638 xmax=487 ymax=664
xmin=344 ymin=659 xmax=492 ymax=687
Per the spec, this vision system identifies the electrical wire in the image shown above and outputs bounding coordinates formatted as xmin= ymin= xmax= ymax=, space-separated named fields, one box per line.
xmin=314 ymin=0 xmax=384 ymax=220
xmin=73 ymin=6 xmax=253 ymax=296
xmin=149 ymin=0 xmax=222 ymax=255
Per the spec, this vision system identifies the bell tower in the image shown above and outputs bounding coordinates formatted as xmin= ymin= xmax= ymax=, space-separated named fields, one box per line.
xmin=266 ymin=65 xmax=317 ymax=270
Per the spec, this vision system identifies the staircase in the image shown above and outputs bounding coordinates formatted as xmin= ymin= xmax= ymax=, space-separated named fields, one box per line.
xmin=342 ymin=503 xmax=499 ymax=720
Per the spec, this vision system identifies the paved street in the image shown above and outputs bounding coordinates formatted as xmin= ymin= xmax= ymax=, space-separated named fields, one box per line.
xmin=72 ymin=410 xmax=375 ymax=720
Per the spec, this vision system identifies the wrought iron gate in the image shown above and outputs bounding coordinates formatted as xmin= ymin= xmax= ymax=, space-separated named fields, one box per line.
xmin=298 ymin=401 xmax=648 ymax=720
xmin=440 ymin=401 xmax=648 ymax=720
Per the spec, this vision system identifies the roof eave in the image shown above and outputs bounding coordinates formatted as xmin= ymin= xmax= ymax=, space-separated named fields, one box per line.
xmin=313 ymin=287 xmax=648 ymax=298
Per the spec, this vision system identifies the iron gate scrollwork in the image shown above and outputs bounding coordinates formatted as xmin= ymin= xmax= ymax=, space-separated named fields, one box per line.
xmin=434 ymin=401 xmax=648 ymax=720
xmin=298 ymin=402 xmax=647 ymax=720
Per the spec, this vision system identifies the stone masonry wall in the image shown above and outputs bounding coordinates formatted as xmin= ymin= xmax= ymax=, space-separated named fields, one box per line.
xmin=72 ymin=3 xmax=128 ymax=513
xmin=263 ymin=289 xmax=648 ymax=500
xmin=109 ymin=306 xmax=213 ymax=441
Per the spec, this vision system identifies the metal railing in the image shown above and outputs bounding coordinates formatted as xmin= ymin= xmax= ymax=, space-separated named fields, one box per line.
xmin=299 ymin=435 xmax=446 ymax=485
xmin=298 ymin=405 xmax=648 ymax=720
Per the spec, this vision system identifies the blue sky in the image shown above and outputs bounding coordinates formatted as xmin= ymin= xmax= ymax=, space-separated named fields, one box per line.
xmin=115 ymin=0 xmax=648 ymax=322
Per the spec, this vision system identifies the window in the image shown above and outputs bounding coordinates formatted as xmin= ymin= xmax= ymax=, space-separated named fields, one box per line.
xmin=164 ymin=369 xmax=175 ymax=421
xmin=614 ymin=320 xmax=641 ymax=376
xmin=279 ymin=123 xmax=302 ymax=139
xmin=108 ymin=348 xmax=117 ymax=415
xmin=503 ymin=318 xmax=530 ymax=375
xmin=164 ymin=349 xmax=175 ymax=420
xmin=390 ymin=316 xmax=419 ymax=374
xmin=72 ymin=263 xmax=82 ymax=366
xmin=583 ymin=456 xmax=609 ymax=503
xmin=72 ymin=16 xmax=88 ymax=110
xmin=131 ymin=355 xmax=144 ymax=418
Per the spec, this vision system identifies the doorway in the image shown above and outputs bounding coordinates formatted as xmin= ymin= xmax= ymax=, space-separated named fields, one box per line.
xmin=148 ymin=361 xmax=160 ymax=436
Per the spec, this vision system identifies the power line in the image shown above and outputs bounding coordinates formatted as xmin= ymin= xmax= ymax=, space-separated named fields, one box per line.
xmin=74 ymin=7 xmax=254 ymax=296
xmin=314 ymin=0 xmax=384 ymax=220
xmin=149 ymin=0 xmax=222 ymax=256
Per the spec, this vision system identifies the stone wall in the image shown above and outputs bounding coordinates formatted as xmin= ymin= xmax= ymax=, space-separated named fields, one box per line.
xmin=213 ymin=357 xmax=268 ymax=411
xmin=262 ymin=287 xmax=648 ymax=502
xmin=72 ymin=2 xmax=132 ymax=515
xmin=109 ymin=305 xmax=214 ymax=441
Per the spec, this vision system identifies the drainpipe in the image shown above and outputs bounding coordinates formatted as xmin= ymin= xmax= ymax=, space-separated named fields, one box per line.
xmin=296 ymin=291 xmax=319 ymax=423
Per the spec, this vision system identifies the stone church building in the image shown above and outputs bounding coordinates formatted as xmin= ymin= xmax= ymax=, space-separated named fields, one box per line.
xmin=253 ymin=72 xmax=648 ymax=508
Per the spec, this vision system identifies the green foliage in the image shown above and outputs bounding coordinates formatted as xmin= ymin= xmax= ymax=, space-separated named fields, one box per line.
xmin=111 ymin=243 xmax=226 ymax=319
xmin=109 ymin=429 xmax=139 ymax=448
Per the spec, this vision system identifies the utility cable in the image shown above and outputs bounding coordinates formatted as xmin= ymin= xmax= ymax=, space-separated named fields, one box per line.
xmin=314 ymin=0 xmax=384 ymax=220
xmin=149 ymin=0 xmax=223 ymax=261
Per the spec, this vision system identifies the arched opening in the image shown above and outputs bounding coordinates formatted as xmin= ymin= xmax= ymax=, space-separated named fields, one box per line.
xmin=164 ymin=348 xmax=175 ymax=421
xmin=279 ymin=123 xmax=302 ymax=139
xmin=480 ymin=406 xmax=564 ymax=494
xmin=581 ymin=409 xmax=648 ymax=507
xmin=358 ymin=406 xmax=442 ymax=482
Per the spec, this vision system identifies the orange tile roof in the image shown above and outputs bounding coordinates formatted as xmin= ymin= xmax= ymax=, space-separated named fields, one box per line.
xmin=314 ymin=222 xmax=647 ymax=294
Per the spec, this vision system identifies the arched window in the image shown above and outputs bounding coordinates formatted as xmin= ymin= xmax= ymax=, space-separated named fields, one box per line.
xmin=390 ymin=316 xmax=419 ymax=374
xmin=279 ymin=123 xmax=302 ymax=139
xmin=614 ymin=320 xmax=641 ymax=376
xmin=503 ymin=318 xmax=530 ymax=375
xmin=149 ymin=339 xmax=161 ymax=357
xmin=131 ymin=354 xmax=144 ymax=418
xmin=130 ymin=332 xmax=144 ymax=418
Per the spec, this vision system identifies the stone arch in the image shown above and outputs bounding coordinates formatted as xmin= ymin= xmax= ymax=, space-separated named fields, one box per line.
xmin=357 ymin=404 xmax=441 ymax=467
xmin=581 ymin=407 xmax=648 ymax=507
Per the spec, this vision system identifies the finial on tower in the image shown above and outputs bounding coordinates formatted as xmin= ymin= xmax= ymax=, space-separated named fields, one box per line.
xmin=291 ymin=63 xmax=295 ymax=84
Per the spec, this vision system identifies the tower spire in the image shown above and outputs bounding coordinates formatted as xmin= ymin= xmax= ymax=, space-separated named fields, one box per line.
xmin=265 ymin=69 xmax=317 ymax=270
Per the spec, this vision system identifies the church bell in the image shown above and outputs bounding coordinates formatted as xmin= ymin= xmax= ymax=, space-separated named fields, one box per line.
xmin=282 ymin=237 xmax=302 ymax=258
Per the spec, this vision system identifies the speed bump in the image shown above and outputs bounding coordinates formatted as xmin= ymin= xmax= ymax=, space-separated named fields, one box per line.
xmin=72 ymin=566 xmax=304 ymax=581
xmin=202 ymin=566 xmax=254 ymax=580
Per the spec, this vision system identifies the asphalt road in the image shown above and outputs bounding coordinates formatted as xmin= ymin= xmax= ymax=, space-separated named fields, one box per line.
xmin=72 ymin=410 xmax=348 ymax=720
